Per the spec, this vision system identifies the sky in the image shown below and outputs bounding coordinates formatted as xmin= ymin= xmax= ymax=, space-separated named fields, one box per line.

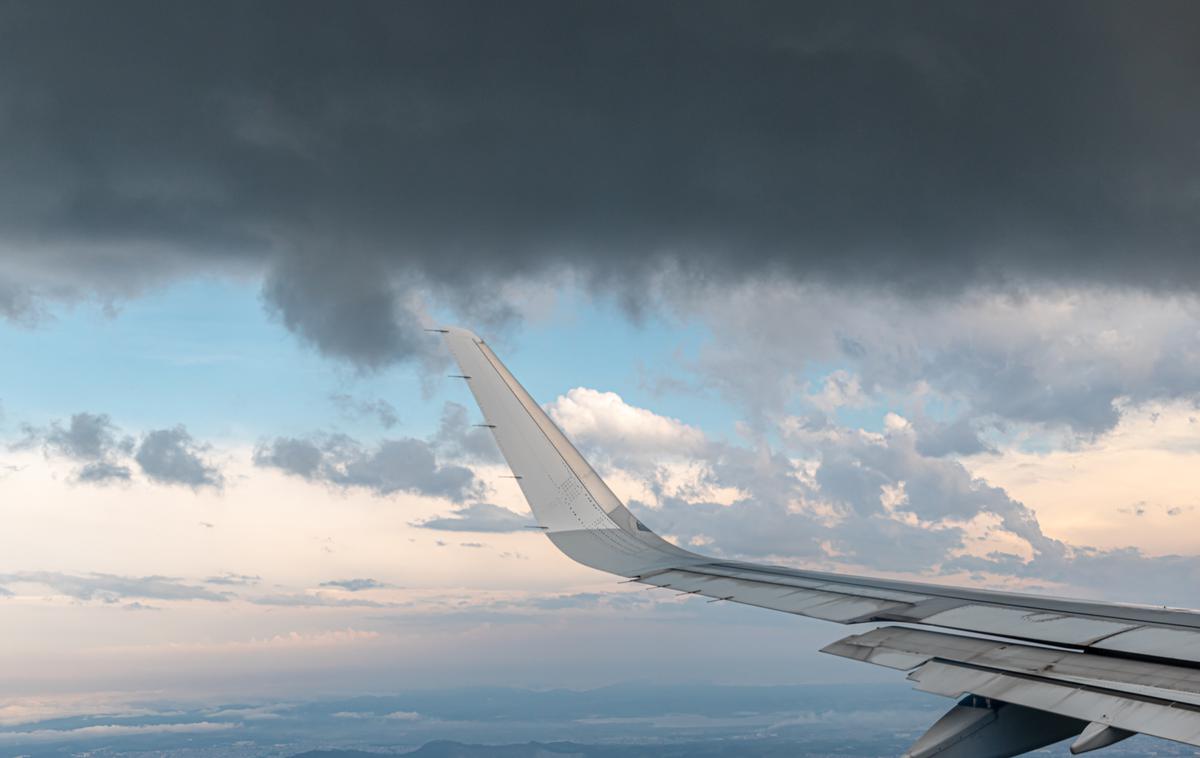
xmin=3 ymin=0 xmax=1200 ymax=738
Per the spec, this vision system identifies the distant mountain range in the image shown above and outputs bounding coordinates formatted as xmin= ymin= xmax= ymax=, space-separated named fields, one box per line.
xmin=3 ymin=684 xmax=1190 ymax=757
xmin=291 ymin=738 xmax=903 ymax=757
xmin=291 ymin=734 xmax=1200 ymax=758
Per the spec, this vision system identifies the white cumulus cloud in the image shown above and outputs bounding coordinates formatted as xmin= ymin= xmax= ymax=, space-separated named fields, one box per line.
xmin=546 ymin=387 xmax=706 ymax=458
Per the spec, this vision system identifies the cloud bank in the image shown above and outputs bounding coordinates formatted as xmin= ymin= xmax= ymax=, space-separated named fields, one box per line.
xmin=0 ymin=571 xmax=230 ymax=603
xmin=552 ymin=386 xmax=1200 ymax=605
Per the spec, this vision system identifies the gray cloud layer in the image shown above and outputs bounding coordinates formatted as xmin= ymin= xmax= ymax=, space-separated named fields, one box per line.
xmin=20 ymin=413 xmax=134 ymax=483
xmin=0 ymin=572 xmax=230 ymax=602
xmin=676 ymin=286 xmax=1200 ymax=436
xmin=433 ymin=402 xmax=502 ymax=463
xmin=205 ymin=573 xmax=261 ymax=587
xmin=2 ymin=1 xmax=1199 ymax=368
xmin=39 ymin=413 xmax=133 ymax=463
xmin=135 ymin=427 xmax=224 ymax=490
xmin=248 ymin=592 xmax=392 ymax=608
xmin=414 ymin=503 xmax=532 ymax=533
xmin=18 ymin=413 xmax=223 ymax=489
xmin=253 ymin=432 xmax=482 ymax=501
xmin=329 ymin=394 xmax=400 ymax=429
xmin=320 ymin=578 xmax=392 ymax=592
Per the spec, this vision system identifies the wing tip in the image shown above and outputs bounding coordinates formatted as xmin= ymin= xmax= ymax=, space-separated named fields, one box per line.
xmin=432 ymin=324 xmax=482 ymax=343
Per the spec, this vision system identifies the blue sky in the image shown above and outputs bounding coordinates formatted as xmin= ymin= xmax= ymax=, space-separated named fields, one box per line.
xmin=3 ymin=278 xmax=419 ymax=439
xmin=1 ymin=278 xmax=740 ymax=443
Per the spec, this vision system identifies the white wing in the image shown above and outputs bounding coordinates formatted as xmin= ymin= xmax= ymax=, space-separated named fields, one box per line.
xmin=439 ymin=326 xmax=1200 ymax=756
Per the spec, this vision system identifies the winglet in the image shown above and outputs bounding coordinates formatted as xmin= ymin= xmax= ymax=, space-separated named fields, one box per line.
xmin=438 ymin=327 xmax=700 ymax=576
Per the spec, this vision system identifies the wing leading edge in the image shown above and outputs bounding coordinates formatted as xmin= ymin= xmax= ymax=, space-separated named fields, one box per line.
xmin=438 ymin=326 xmax=1200 ymax=756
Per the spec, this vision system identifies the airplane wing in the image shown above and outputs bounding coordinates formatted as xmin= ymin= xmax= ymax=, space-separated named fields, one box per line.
xmin=438 ymin=326 xmax=1200 ymax=757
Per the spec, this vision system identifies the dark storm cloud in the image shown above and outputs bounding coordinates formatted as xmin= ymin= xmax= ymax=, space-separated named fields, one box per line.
xmin=253 ymin=432 xmax=482 ymax=501
xmin=3 ymin=1 xmax=1200 ymax=367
